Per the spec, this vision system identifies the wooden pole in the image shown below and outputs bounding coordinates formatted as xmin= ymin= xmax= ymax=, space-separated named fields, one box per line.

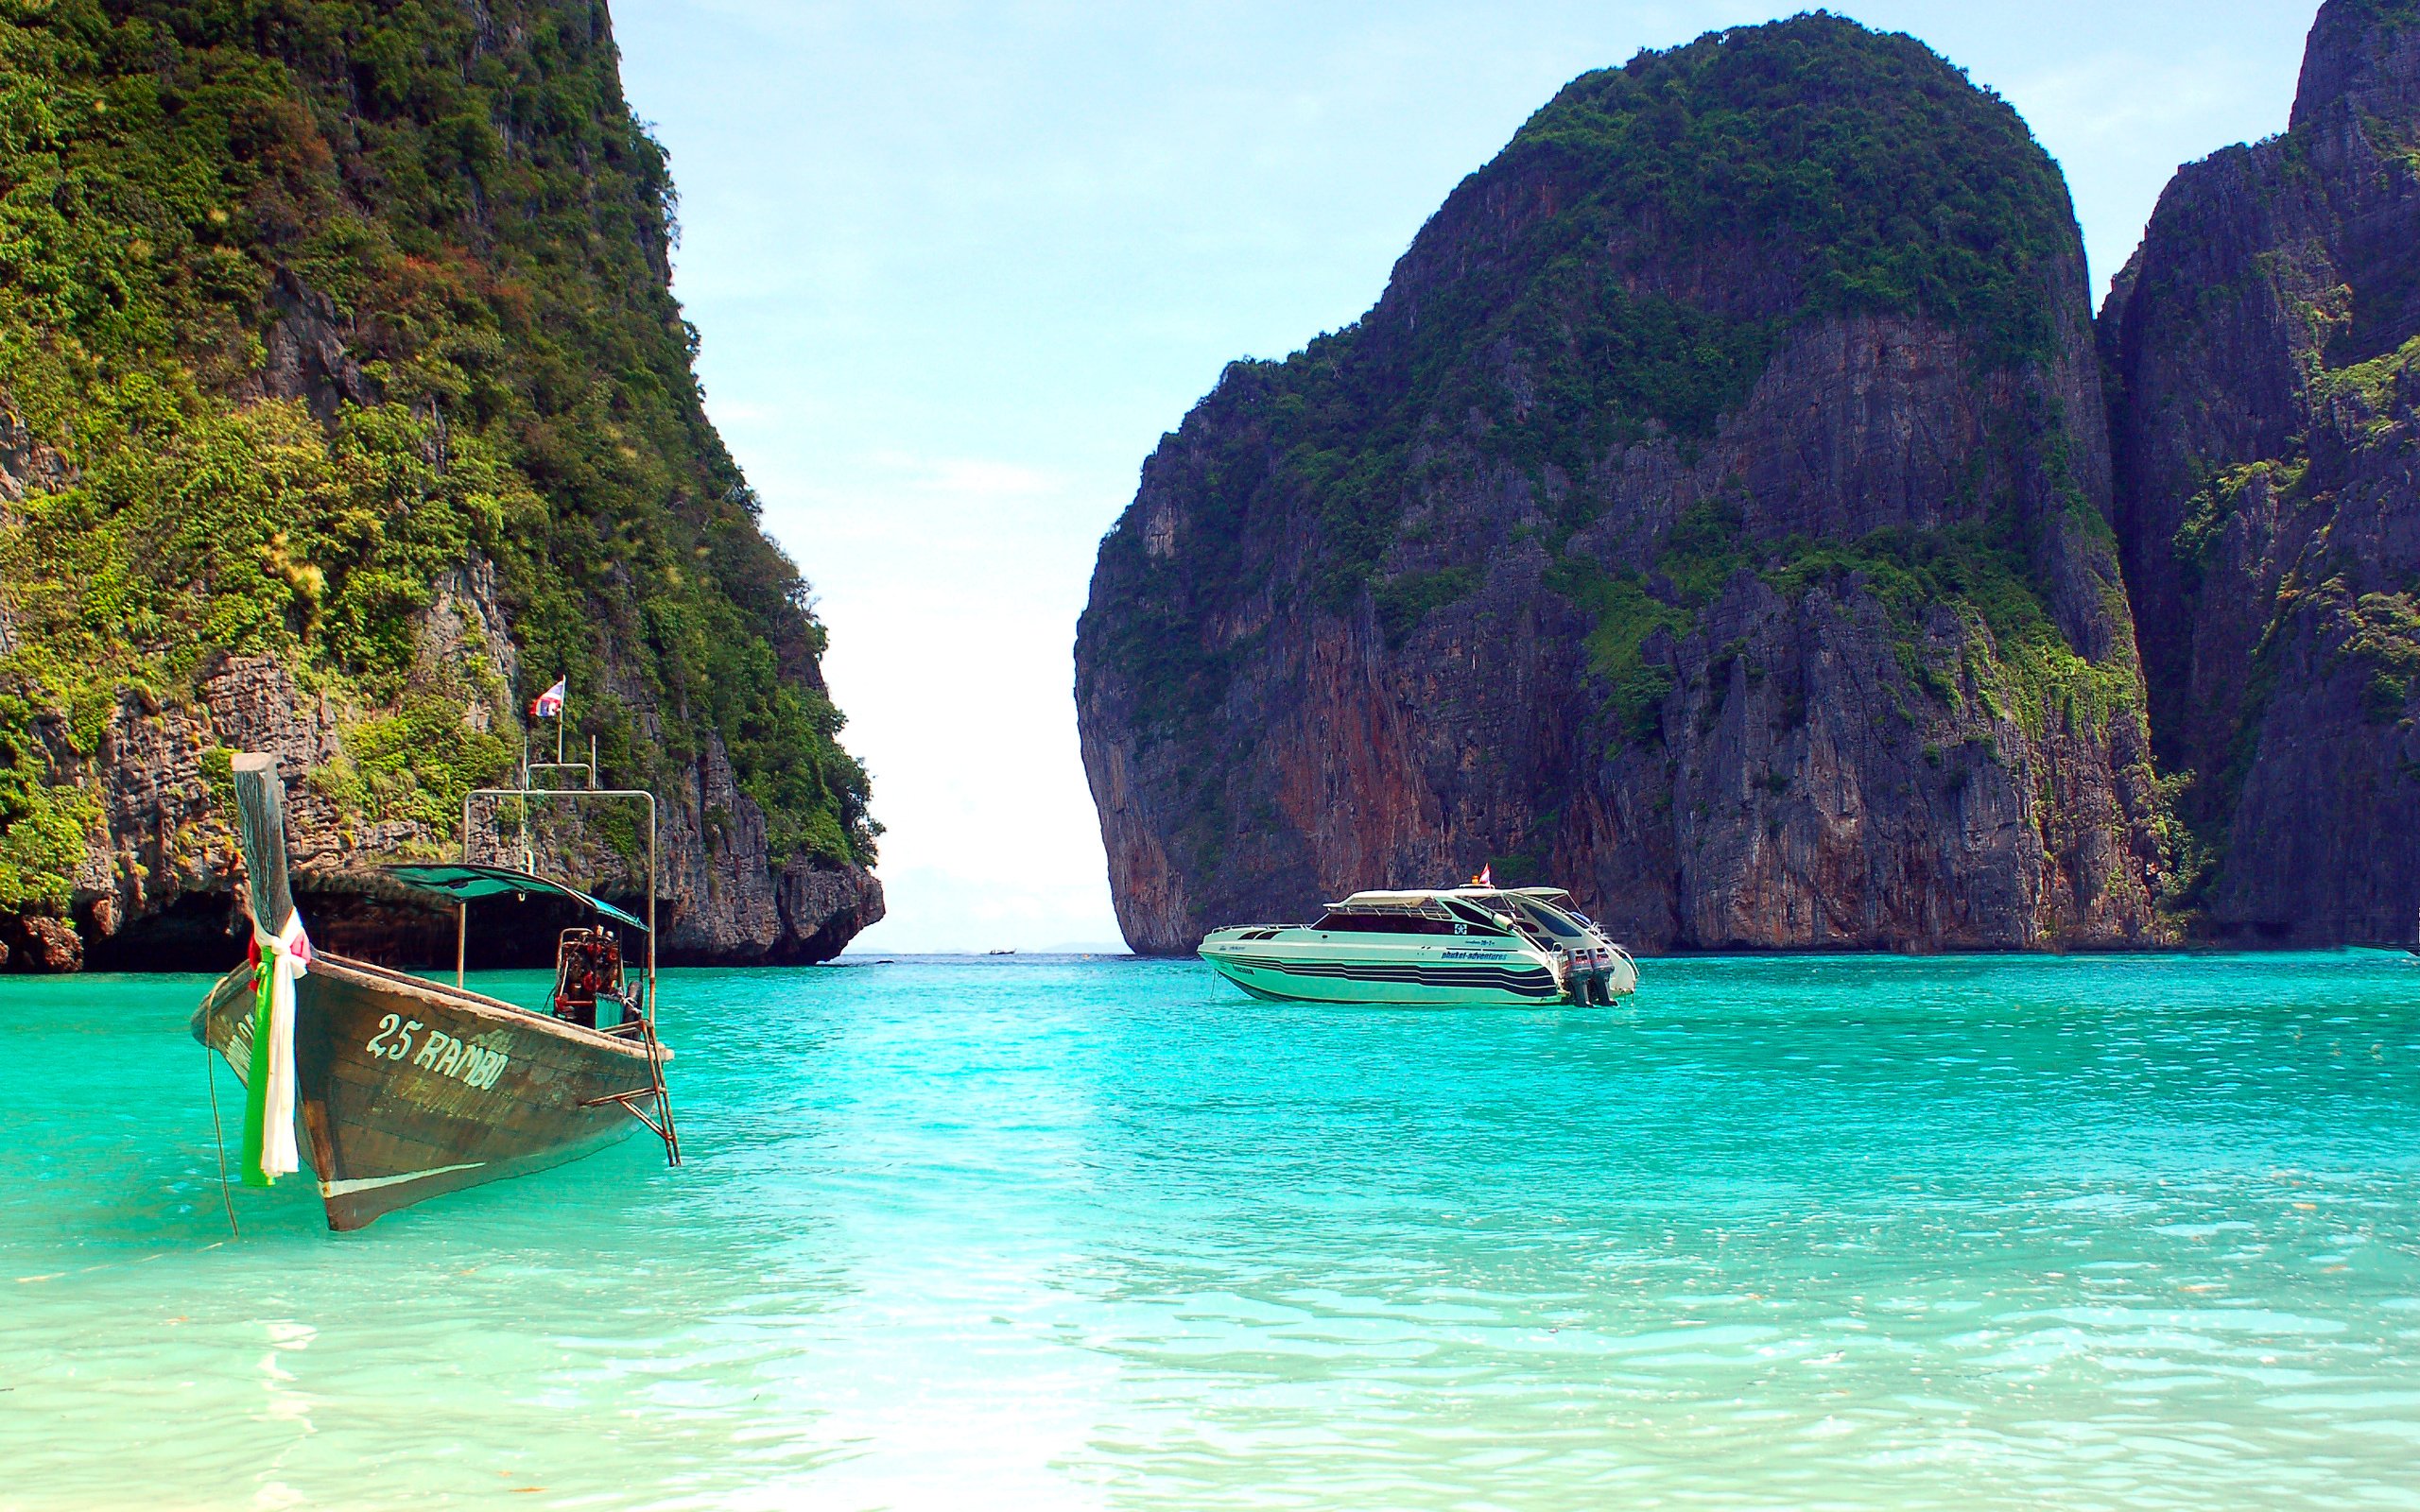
xmin=229 ymin=754 xmax=294 ymax=936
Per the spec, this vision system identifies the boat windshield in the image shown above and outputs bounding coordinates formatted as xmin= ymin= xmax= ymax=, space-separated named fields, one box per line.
xmin=1509 ymin=897 xmax=1591 ymax=941
xmin=1439 ymin=899 xmax=1517 ymax=936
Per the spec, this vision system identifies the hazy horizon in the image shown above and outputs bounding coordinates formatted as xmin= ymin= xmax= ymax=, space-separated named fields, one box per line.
xmin=614 ymin=0 xmax=2315 ymax=954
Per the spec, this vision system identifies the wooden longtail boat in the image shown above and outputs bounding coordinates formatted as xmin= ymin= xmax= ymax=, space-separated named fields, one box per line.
xmin=192 ymin=753 xmax=679 ymax=1231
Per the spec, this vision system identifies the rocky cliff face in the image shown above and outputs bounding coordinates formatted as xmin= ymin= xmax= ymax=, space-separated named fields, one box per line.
xmin=2101 ymin=0 xmax=2420 ymax=943
xmin=6 ymin=641 xmax=882 ymax=972
xmin=0 ymin=0 xmax=878 ymax=970
xmin=1079 ymin=16 xmax=2169 ymax=954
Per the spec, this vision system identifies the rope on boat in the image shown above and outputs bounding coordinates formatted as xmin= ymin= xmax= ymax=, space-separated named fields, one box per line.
xmin=202 ymin=1041 xmax=240 ymax=1239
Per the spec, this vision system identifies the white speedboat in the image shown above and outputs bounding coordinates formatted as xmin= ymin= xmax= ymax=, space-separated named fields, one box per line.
xmin=1199 ymin=886 xmax=1639 ymax=1006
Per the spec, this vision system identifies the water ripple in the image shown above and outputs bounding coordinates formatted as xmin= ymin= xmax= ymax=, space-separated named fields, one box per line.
xmin=4 ymin=954 xmax=2420 ymax=1507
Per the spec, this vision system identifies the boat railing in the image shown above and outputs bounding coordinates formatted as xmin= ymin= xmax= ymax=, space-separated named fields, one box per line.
xmin=459 ymin=738 xmax=658 ymax=1031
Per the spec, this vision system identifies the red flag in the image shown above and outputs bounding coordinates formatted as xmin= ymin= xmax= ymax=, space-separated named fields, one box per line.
xmin=1470 ymin=864 xmax=1494 ymax=886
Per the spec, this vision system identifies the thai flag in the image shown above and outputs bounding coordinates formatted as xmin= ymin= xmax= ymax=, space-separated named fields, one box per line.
xmin=1470 ymin=864 xmax=1494 ymax=886
xmin=530 ymin=677 xmax=566 ymax=718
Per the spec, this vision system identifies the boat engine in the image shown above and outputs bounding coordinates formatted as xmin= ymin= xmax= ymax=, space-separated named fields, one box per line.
xmin=552 ymin=927 xmax=634 ymax=1029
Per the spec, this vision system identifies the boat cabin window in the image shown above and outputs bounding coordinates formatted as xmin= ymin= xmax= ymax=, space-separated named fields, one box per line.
xmin=1314 ymin=911 xmax=1462 ymax=935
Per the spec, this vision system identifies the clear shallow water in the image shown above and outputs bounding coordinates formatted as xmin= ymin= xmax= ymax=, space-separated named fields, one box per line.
xmin=4 ymin=954 xmax=2419 ymax=1510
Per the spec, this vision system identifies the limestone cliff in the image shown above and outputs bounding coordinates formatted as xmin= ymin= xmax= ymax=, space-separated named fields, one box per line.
xmin=2101 ymin=0 xmax=2420 ymax=943
xmin=1079 ymin=15 xmax=2169 ymax=954
xmin=0 ymin=0 xmax=878 ymax=970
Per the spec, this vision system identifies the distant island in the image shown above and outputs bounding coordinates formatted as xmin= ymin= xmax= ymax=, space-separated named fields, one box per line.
xmin=0 ymin=0 xmax=879 ymax=971
xmin=1078 ymin=1 xmax=2420 ymax=955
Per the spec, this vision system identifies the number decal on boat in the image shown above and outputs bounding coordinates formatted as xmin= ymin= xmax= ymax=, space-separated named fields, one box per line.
xmin=408 ymin=1027 xmax=509 ymax=1090
xmin=364 ymin=1017 xmax=501 ymax=1087
xmin=365 ymin=1014 xmax=424 ymax=1061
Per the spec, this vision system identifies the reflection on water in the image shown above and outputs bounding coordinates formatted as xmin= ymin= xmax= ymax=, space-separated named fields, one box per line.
xmin=3 ymin=954 xmax=2417 ymax=1508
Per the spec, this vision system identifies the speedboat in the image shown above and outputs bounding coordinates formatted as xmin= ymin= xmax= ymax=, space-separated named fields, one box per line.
xmin=1199 ymin=886 xmax=1639 ymax=1006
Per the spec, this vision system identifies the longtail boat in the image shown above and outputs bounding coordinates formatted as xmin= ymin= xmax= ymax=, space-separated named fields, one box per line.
xmin=192 ymin=751 xmax=679 ymax=1231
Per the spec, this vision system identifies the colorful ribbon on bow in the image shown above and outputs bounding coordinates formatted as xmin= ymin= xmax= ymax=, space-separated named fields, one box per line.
xmin=240 ymin=911 xmax=310 ymax=1187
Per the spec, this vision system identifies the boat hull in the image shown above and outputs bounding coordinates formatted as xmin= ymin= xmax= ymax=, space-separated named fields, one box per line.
xmin=1199 ymin=930 xmax=1566 ymax=1005
xmin=193 ymin=954 xmax=666 ymax=1230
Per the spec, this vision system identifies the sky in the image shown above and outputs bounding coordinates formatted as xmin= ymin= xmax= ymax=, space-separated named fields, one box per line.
xmin=611 ymin=0 xmax=2318 ymax=954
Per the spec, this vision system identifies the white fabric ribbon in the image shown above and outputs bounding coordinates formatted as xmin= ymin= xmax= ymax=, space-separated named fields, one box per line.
xmin=250 ymin=911 xmax=310 ymax=1182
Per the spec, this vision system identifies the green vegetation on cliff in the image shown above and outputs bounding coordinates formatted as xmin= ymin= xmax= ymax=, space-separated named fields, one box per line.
xmin=0 ymin=0 xmax=873 ymax=911
xmin=1091 ymin=13 xmax=2096 ymax=747
xmin=1548 ymin=491 xmax=2135 ymax=753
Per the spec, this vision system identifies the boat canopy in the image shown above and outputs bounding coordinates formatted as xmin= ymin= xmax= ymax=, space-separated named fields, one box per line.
xmin=1328 ymin=891 xmax=1453 ymax=912
xmin=383 ymin=863 xmax=649 ymax=934
xmin=1327 ymin=885 xmax=1573 ymax=912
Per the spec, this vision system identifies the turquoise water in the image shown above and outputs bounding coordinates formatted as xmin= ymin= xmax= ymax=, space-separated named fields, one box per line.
xmin=4 ymin=954 xmax=2419 ymax=1509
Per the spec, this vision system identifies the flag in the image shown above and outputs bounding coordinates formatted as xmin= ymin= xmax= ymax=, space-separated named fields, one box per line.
xmin=241 ymin=911 xmax=310 ymax=1186
xmin=530 ymin=677 xmax=566 ymax=718
xmin=1470 ymin=864 xmax=1494 ymax=886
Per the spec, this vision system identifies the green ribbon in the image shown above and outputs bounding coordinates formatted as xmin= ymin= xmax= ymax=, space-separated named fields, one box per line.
xmin=240 ymin=958 xmax=274 ymax=1187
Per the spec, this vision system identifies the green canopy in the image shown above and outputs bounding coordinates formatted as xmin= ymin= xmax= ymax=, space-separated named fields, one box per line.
xmin=384 ymin=863 xmax=649 ymax=934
